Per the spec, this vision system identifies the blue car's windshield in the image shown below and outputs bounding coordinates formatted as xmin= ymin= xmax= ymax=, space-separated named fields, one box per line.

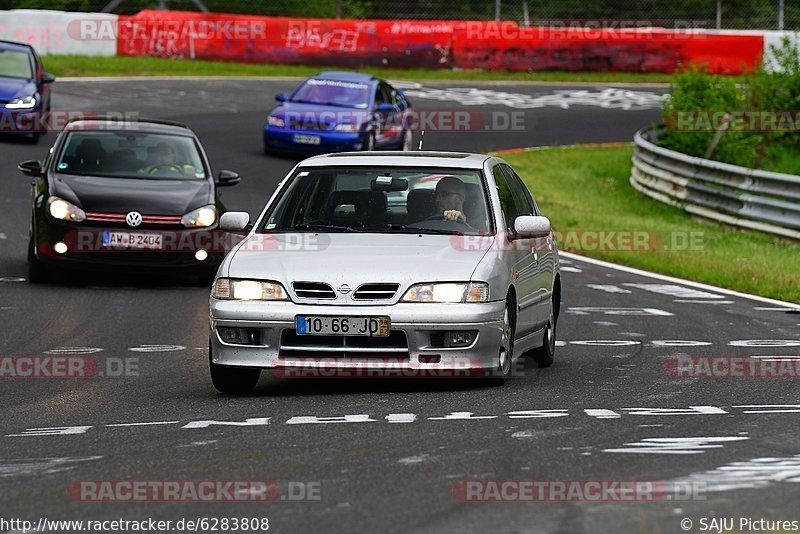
xmin=0 ymin=50 xmax=33 ymax=79
xmin=290 ymin=79 xmax=370 ymax=109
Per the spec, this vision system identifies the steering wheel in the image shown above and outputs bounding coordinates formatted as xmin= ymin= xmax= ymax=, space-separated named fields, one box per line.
xmin=424 ymin=213 xmax=472 ymax=227
xmin=149 ymin=164 xmax=183 ymax=175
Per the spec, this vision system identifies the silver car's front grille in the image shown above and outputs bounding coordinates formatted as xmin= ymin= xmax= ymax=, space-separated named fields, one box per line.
xmin=292 ymin=281 xmax=336 ymax=299
xmin=279 ymin=330 xmax=409 ymax=360
xmin=352 ymin=283 xmax=400 ymax=301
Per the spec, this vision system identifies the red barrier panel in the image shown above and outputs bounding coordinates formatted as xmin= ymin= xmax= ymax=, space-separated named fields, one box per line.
xmin=453 ymin=25 xmax=764 ymax=74
xmin=117 ymin=11 xmax=459 ymax=69
xmin=116 ymin=11 xmax=765 ymax=74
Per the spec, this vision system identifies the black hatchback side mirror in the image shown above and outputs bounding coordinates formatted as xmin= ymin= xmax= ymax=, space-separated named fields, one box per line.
xmin=18 ymin=160 xmax=43 ymax=177
xmin=216 ymin=170 xmax=240 ymax=187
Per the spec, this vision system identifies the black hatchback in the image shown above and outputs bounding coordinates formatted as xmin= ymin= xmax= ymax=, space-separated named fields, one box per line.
xmin=19 ymin=118 xmax=240 ymax=282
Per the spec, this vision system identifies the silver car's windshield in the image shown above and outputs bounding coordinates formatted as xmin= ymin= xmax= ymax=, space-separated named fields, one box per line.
xmin=261 ymin=166 xmax=492 ymax=235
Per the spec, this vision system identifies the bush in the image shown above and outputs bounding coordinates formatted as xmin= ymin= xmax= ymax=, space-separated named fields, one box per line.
xmin=657 ymin=37 xmax=800 ymax=175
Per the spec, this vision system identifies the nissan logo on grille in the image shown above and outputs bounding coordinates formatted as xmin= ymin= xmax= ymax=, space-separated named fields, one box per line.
xmin=338 ymin=284 xmax=351 ymax=294
xmin=125 ymin=211 xmax=143 ymax=227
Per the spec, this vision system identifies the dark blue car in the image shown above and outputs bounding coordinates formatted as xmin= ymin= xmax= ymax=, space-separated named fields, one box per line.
xmin=0 ymin=40 xmax=54 ymax=143
xmin=264 ymin=71 xmax=413 ymax=154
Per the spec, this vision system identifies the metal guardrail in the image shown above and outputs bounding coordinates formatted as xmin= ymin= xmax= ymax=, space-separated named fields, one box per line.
xmin=630 ymin=127 xmax=800 ymax=240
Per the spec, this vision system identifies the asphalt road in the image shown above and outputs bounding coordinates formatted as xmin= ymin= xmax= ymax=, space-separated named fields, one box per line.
xmin=1 ymin=79 xmax=799 ymax=534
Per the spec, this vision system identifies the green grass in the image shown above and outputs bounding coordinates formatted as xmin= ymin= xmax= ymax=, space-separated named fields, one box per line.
xmin=501 ymin=145 xmax=800 ymax=303
xmin=42 ymin=54 xmax=674 ymax=83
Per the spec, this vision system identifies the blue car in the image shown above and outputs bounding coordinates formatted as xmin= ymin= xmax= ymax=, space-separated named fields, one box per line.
xmin=0 ymin=40 xmax=54 ymax=143
xmin=264 ymin=71 xmax=413 ymax=155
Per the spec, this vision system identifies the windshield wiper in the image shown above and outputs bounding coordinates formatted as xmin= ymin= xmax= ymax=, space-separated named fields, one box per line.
xmin=287 ymin=223 xmax=363 ymax=233
xmin=385 ymin=224 xmax=457 ymax=235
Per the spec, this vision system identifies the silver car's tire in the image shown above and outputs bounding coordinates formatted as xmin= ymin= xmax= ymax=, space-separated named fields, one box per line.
xmin=485 ymin=298 xmax=514 ymax=386
xmin=531 ymin=303 xmax=556 ymax=368
xmin=209 ymin=342 xmax=261 ymax=394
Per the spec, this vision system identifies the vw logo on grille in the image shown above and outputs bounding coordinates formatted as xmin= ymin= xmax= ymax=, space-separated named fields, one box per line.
xmin=125 ymin=211 xmax=143 ymax=227
xmin=337 ymin=284 xmax=351 ymax=294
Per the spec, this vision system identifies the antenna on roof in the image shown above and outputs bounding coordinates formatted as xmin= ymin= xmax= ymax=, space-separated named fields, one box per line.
xmin=418 ymin=130 xmax=425 ymax=150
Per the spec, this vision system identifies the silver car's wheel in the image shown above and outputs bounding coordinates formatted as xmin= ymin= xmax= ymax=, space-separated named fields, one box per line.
xmin=531 ymin=302 xmax=556 ymax=368
xmin=209 ymin=341 xmax=261 ymax=394
xmin=486 ymin=299 xmax=514 ymax=385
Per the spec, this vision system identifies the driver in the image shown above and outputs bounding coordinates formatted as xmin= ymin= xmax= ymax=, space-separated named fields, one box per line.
xmin=435 ymin=176 xmax=467 ymax=223
xmin=138 ymin=142 xmax=192 ymax=176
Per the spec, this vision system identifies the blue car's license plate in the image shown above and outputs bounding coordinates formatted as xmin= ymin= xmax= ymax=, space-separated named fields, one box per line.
xmin=294 ymin=134 xmax=321 ymax=145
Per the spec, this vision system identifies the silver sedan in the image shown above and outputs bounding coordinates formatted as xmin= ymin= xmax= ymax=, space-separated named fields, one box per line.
xmin=209 ymin=151 xmax=561 ymax=393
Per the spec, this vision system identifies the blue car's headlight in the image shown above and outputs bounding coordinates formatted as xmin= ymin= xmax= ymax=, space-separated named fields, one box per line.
xmin=268 ymin=116 xmax=285 ymax=128
xmin=334 ymin=123 xmax=360 ymax=133
xmin=6 ymin=95 xmax=36 ymax=110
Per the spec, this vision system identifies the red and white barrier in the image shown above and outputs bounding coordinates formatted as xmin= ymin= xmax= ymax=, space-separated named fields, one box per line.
xmin=1 ymin=9 xmax=796 ymax=74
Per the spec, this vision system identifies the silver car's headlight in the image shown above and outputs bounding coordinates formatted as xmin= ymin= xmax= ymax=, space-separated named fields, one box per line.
xmin=48 ymin=196 xmax=86 ymax=222
xmin=181 ymin=205 xmax=217 ymax=228
xmin=401 ymin=282 xmax=489 ymax=303
xmin=212 ymin=278 xmax=289 ymax=301
xmin=6 ymin=95 xmax=36 ymax=109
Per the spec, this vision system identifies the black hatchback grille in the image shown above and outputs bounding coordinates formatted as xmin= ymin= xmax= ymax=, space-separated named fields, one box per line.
xmin=352 ymin=283 xmax=400 ymax=301
xmin=292 ymin=281 xmax=336 ymax=299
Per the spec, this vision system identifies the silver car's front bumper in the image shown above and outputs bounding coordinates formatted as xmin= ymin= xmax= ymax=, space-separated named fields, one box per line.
xmin=209 ymin=299 xmax=506 ymax=373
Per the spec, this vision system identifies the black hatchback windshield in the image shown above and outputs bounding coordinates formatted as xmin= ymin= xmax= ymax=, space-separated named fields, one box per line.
xmin=261 ymin=167 xmax=492 ymax=235
xmin=56 ymin=131 xmax=207 ymax=180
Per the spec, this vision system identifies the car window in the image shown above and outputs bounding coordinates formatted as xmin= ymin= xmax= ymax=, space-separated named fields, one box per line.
xmin=374 ymin=84 xmax=389 ymax=106
xmin=0 ymin=50 xmax=33 ymax=79
xmin=492 ymin=165 xmax=523 ymax=230
xmin=261 ymin=167 xmax=491 ymax=235
xmin=500 ymin=164 xmax=536 ymax=216
xmin=55 ymin=131 xmax=207 ymax=180
xmin=290 ymin=78 xmax=370 ymax=109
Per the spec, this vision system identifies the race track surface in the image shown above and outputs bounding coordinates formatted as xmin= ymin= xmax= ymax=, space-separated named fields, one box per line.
xmin=1 ymin=79 xmax=798 ymax=534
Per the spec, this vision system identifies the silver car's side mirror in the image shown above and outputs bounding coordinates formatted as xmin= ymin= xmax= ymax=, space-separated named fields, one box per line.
xmin=514 ymin=215 xmax=551 ymax=238
xmin=220 ymin=212 xmax=250 ymax=231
